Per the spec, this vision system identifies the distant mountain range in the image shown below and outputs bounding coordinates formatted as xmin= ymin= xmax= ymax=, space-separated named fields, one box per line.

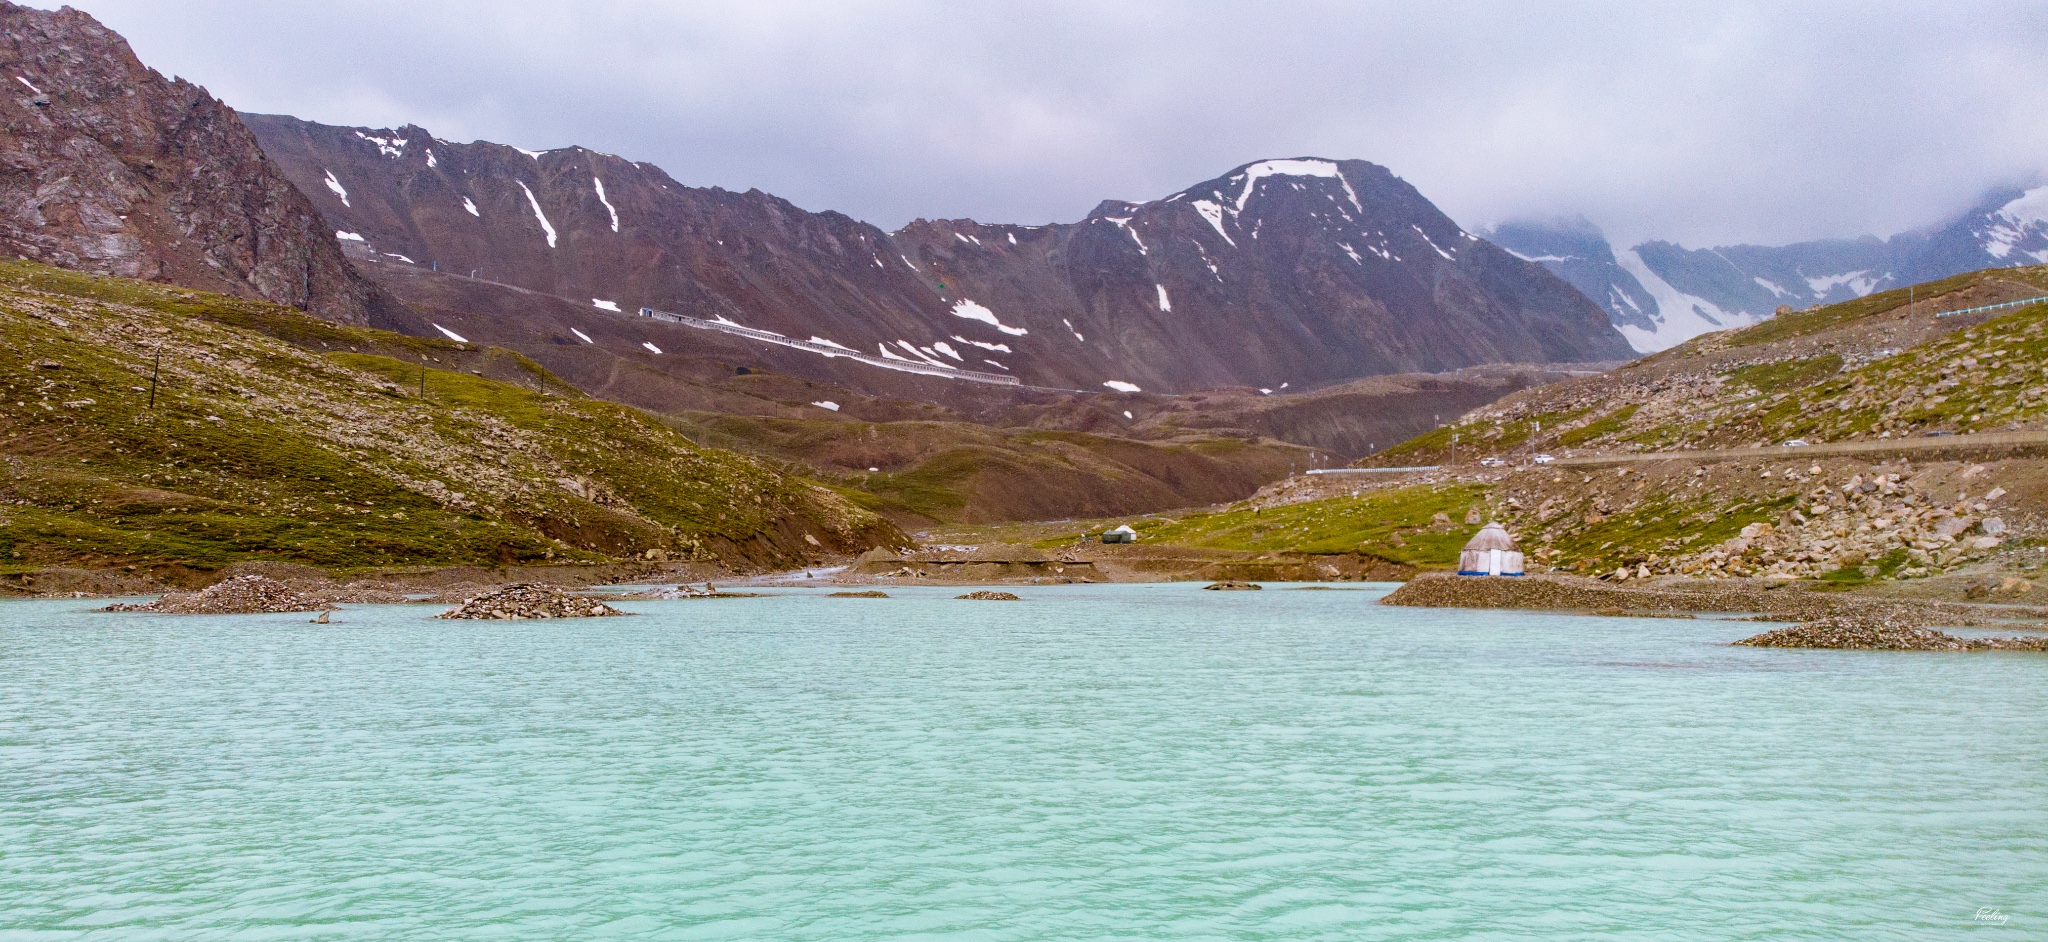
xmin=244 ymin=114 xmax=1632 ymax=394
xmin=1487 ymin=185 xmax=2048 ymax=352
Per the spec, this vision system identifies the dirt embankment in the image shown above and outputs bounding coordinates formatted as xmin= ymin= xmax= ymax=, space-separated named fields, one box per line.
xmin=1381 ymin=571 xmax=2048 ymax=630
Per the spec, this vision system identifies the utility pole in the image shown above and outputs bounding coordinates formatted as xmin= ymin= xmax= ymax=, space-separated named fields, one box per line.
xmin=147 ymin=345 xmax=160 ymax=409
xmin=418 ymin=360 xmax=427 ymax=399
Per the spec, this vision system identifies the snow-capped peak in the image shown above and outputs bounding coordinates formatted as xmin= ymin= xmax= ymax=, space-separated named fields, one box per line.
xmin=1232 ymin=158 xmax=1360 ymax=212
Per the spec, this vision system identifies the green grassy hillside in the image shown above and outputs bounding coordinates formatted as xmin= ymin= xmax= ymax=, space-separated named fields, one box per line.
xmin=1367 ymin=265 xmax=2048 ymax=464
xmin=0 ymin=263 xmax=902 ymax=576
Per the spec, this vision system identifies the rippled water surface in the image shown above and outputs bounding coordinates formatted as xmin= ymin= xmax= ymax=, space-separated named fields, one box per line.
xmin=3 ymin=583 xmax=2044 ymax=939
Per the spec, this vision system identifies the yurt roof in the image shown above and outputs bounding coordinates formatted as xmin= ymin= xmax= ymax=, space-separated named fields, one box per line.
xmin=1462 ymin=522 xmax=1520 ymax=552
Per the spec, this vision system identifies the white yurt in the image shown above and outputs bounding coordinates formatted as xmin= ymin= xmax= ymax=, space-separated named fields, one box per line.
xmin=1458 ymin=522 xmax=1524 ymax=576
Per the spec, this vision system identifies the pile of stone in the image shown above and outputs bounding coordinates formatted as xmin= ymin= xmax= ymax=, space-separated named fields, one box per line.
xmin=957 ymin=590 xmax=1021 ymax=600
xmin=1203 ymin=580 xmax=1262 ymax=590
xmin=434 ymin=584 xmax=626 ymax=620
xmin=829 ymin=590 xmax=890 ymax=598
xmin=1735 ymin=616 xmax=2048 ymax=651
xmin=102 ymin=575 xmax=332 ymax=614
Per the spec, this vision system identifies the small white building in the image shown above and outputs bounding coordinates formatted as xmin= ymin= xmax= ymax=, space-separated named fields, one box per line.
xmin=1458 ymin=522 xmax=1524 ymax=576
xmin=1101 ymin=524 xmax=1137 ymax=544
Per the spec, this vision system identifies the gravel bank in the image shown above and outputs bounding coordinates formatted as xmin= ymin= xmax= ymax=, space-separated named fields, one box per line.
xmin=1736 ymin=616 xmax=2048 ymax=651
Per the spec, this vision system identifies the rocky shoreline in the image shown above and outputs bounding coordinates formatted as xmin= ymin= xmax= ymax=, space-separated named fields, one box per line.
xmin=1380 ymin=572 xmax=2048 ymax=627
xmin=1385 ymin=571 xmax=2048 ymax=652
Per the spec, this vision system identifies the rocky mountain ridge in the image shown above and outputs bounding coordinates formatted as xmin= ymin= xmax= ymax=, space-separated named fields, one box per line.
xmin=244 ymin=114 xmax=1631 ymax=394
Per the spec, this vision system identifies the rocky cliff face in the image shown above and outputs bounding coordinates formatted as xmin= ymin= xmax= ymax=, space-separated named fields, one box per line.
xmin=244 ymin=116 xmax=1631 ymax=393
xmin=0 ymin=2 xmax=395 ymax=325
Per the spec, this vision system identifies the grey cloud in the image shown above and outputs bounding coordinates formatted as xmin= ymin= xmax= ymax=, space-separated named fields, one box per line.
xmin=48 ymin=0 xmax=2048 ymax=247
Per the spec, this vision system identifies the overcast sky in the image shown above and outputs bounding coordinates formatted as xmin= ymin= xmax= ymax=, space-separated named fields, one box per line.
xmin=47 ymin=0 xmax=2048 ymax=247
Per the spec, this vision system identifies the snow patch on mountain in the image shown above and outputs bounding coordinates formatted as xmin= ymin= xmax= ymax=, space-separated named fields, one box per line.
xmin=1413 ymin=225 xmax=1454 ymax=260
xmin=593 ymin=177 xmax=619 ymax=232
xmin=1614 ymin=249 xmax=1754 ymax=352
xmin=1102 ymin=380 xmax=1141 ymax=393
xmin=951 ymin=299 xmax=1027 ymax=336
xmin=641 ymin=342 xmax=662 ymax=354
xmin=592 ymin=299 xmax=620 ymax=312
xmin=462 ymin=197 xmax=479 ymax=217
xmin=334 ymin=230 xmax=363 ymax=242
xmin=1156 ymin=284 xmax=1171 ymax=311
xmin=1233 ymin=159 xmax=1360 ymax=212
xmin=322 ymin=169 xmax=349 ymax=207
xmin=951 ymin=335 xmax=1011 ymax=353
xmin=811 ymin=400 xmax=840 ymax=411
xmin=432 ymin=323 xmax=468 ymax=343
xmin=1188 ymin=199 xmax=1235 ymax=245
xmin=1104 ymin=217 xmax=1147 ymax=255
xmin=570 ymin=327 xmax=593 ymax=343
xmin=353 ymin=131 xmax=406 ymax=158
xmin=518 ymin=181 xmax=556 ymax=248
xmin=1804 ymin=270 xmax=1884 ymax=297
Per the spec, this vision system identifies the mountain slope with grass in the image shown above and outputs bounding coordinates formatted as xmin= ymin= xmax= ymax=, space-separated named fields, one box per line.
xmin=0 ymin=262 xmax=903 ymax=581
xmin=1369 ymin=264 xmax=2048 ymax=464
xmin=988 ymin=266 xmax=2048 ymax=594
xmin=1323 ymin=265 xmax=2048 ymax=588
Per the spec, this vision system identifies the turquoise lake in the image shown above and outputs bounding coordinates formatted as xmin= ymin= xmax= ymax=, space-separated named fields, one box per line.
xmin=2 ymin=583 xmax=2043 ymax=939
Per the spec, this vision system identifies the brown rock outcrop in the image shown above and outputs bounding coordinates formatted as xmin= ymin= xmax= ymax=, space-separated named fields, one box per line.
xmin=0 ymin=3 xmax=406 ymax=326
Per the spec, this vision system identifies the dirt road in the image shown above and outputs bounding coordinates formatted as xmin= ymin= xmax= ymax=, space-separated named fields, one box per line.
xmin=1548 ymin=429 xmax=2048 ymax=467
